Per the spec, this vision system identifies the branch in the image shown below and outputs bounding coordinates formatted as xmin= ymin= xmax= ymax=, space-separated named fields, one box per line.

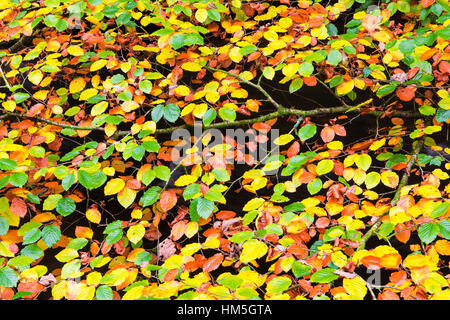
xmin=357 ymin=138 xmax=425 ymax=251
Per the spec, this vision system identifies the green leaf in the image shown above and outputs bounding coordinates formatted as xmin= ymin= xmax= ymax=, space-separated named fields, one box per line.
xmin=196 ymin=198 xmax=214 ymax=219
xmin=21 ymin=244 xmax=44 ymax=260
xmin=212 ymin=168 xmax=230 ymax=182
xmin=307 ymin=178 xmax=322 ymax=195
xmin=377 ymin=84 xmax=397 ymax=97
xmin=219 ymin=107 xmax=236 ymax=122
xmin=140 ymin=186 xmax=161 ymax=207
xmin=183 ymin=183 xmax=201 ymax=200
xmin=202 ymin=109 xmax=217 ymax=126
xmin=297 ymin=62 xmax=314 ymax=77
xmin=298 ymin=124 xmax=317 ymax=141
xmin=56 ymin=197 xmax=76 ymax=216
xmin=153 ymin=165 xmax=171 ymax=181
xmin=418 ymin=222 xmax=440 ymax=244
xmin=62 ymin=173 xmax=76 ymax=190
xmin=41 ymin=225 xmax=61 ymax=248
xmin=164 ymin=104 xmax=180 ymax=123
xmin=151 ymin=105 xmax=164 ymax=123
xmin=438 ymin=220 xmax=450 ymax=240
xmin=9 ymin=172 xmax=28 ymax=187
xmin=169 ymin=33 xmax=186 ymax=50
xmin=431 ymin=202 xmax=450 ymax=219
xmin=292 ymin=261 xmax=312 ymax=278
xmin=266 ymin=276 xmax=292 ymax=295
xmin=139 ymin=80 xmax=153 ymax=94
xmin=327 ymin=50 xmax=342 ymax=66
xmin=0 ymin=159 xmax=17 ymax=170
xmin=289 ymin=78 xmax=303 ymax=93
xmin=310 ymin=268 xmax=339 ymax=283
xmin=0 ymin=267 xmax=19 ymax=287
xmin=0 ymin=216 xmax=9 ymax=236
xmin=229 ymin=230 xmax=254 ymax=243
xmin=78 ymin=170 xmax=106 ymax=190
xmin=23 ymin=228 xmax=42 ymax=245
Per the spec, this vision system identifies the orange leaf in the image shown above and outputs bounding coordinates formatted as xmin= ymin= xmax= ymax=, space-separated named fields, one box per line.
xmin=395 ymin=223 xmax=411 ymax=244
xmin=396 ymin=85 xmax=416 ymax=101
xmin=320 ymin=126 xmax=335 ymax=143
xmin=303 ymin=76 xmax=317 ymax=87
xmin=252 ymin=122 xmax=271 ymax=133
xmin=10 ymin=198 xmax=27 ymax=218
xmin=389 ymin=270 xmax=407 ymax=286
xmin=171 ymin=220 xmax=186 ymax=241
xmin=160 ymin=190 xmax=177 ymax=212
xmin=287 ymin=141 xmax=300 ymax=158
xmin=439 ymin=61 xmax=450 ymax=74
xmin=216 ymin=210 xmax=236 ymax=220
xmin=315 ymin=217 xmax=330 ymax=228
xmin=421 ymin=0 xmax=435 ymax=8
xmin=202 ymin=253 xmax=224 ymax=273
xmin=17 ymin=281 xmax=44 ymax=300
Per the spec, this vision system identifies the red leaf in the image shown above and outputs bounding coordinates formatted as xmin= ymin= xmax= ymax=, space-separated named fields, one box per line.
xmin=160 ymin=190 xmax=177 ymax=212
xmin=202 ymin=253 xmax=224 ymax=273
xmin=439 ymin=61 xmax=450 ymax=74
xmin=332 ymin=124 xmax=346 ymax=136
xmin=395 ymin=223 xmax=411 ymax=244
xmin=315 ymin=217 xmax=330 ymax=229
xmin=216 ymin=210 xmax=236 ymax=220
xmin=11 ymin=198 xmax=27 ymax=218
xmin=303 ymin=76 xmax=317 ymax=87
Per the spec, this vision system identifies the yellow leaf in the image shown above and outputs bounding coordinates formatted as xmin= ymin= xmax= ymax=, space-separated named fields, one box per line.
xmin=336 ymin=80 xmax=354 ymax=96
xmin=86 ymin=207 xmax=101 ymax=224
xmin=28 ymin=70 xmax=43 ymax=85
xmin=381 ymin=171 xmax=399 ymax=189
xmin=343 ymin=276 xmax=367 ymax=299
xmin=104 ymin=178 xmax=125 ymax=195
xmin=184 ymin=221 xmax=199 ymax=238
xmin=90 ymin=59 xmax=108 ymax=72
xmin=117 ymin=187 xmax=137 ymax=208
xmin=240 ymin=239 xmax=268 ymax=264
xmin=181 ymin=62 xmax=202 ymax=72
xmin=282 ymin=63 xmax=299 ymax=78
xmin=91 ymin=101 xmax=108 ymax=116
xmin=2 ymin=101 xmax=16 ymax=112
xmin=415 ymin=185 xmax=441 ymax=199
xmin=105 ymin=123 xmax=116 ymax=137
xmin=174 ymin=174 xmax=198 ymax=187
xmin=229 ymin=46 xmax=243 ymax=63
xmin=164 ymin=254 xmax=183 ymax=269
xmin=122 ymin=286 xmax=144 ymax=300
xmin=67 ymin=45 xmax=84 ymax=56
xmin=195 ymin=8 xmax=208 ymax=23
xmin=331 ymin=251 xmax=348 ymax=268
xmin=121 ymin=100 xmax=140 ymax=113
xmin=174 ymin=85 xmax=190 ymax=97
xmin=274 ymin=134 xmax=294 ymax=146
xmin=127 ymin=224 xmax=145 ymax=244
xmin=181 ymin=243 xmax=202 ymax=256
xmin=369 ymin=138 xmax=386 ymax=151
xmin=79 ymin=88 xmax=98 ymax=101
xmin=69 ymin=78 xmax=86 ymax=94
xmin=243 ymin=198 xmax=265 ymax=211
xmin=0 ymin=241 xmax=14 ymax=257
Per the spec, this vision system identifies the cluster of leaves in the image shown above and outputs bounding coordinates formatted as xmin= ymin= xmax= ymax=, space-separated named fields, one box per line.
xmin=0 ymin=0 xmax=449 ymax=300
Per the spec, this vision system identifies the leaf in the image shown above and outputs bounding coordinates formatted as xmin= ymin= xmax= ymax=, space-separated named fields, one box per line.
xmin=0 ymin=267 xmax=19 ymax=288
xmin=292 ymin=261 xmax=312 ymax=278
xmin=41 ymin=225 xmax=61 ymax=248
xmin=66 ymin=45 xmax=84 ymax=56
xmin=418 ymin=222 xmax=440 ymax=244
xmin=355 ymin=154 xmax=372 ymax=171
xmin=104 ymin=178 xmax=125 ymax=195
xmin=86 ymin=207 xmax=101 ymax=224
xmin=320 ymin=126 xmax=335 ymax=143
xmin=239 ymin=239 xmax=268 ymax=264
xmin=160 ymin=190 xmax=177 ymax=212
xmin=174 ymin=175 xmax=197 ymax=187
xmin=202 ymin=253 xmax=224 ymax=273
xmin=117 ymin=187 xmax=137 ymax=209
xmin=266 ymin=276 xmax=292 ymax=295
xmin=10 ymin=198 xmax=27 ymax=218
xmin=127 ymin=224 xmax=145 ymax=244
xmin=274 ymin=134 xmax=294 ymax=146
xmin=195 ymin=8 xmax=208 ymax=23
xmin=56 ymin=197 xmax=76 ymax=216
xmin=298 ymin=124 xmax=317 ymax=141
xmin=316 ymin=159 xmax=334 ymax=175
xmin=343 ymin=276 xmax=367 ymax=299
xmin=28 ymin=70 xmax=43 ymax=85
xmin=90 ymin=59 xmax=108 ymax=72
xmin=396 ymin=85 xmax=416 ymax=101
xmin=310 ymin=268 xmax=339 ymax=283
xmin=327 ymin=50 xmax=342 ymax=65
xmin=196 ymin=198 xmax=214 ymax=219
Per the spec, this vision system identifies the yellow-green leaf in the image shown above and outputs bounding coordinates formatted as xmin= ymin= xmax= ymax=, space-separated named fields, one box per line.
xmin=104 ymin=178 xmax=125 ymax=196
xmin=240 ymin=239 xmax=268 ymax=264
xmin=127 ymin=224 xmax=145 ymax=244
